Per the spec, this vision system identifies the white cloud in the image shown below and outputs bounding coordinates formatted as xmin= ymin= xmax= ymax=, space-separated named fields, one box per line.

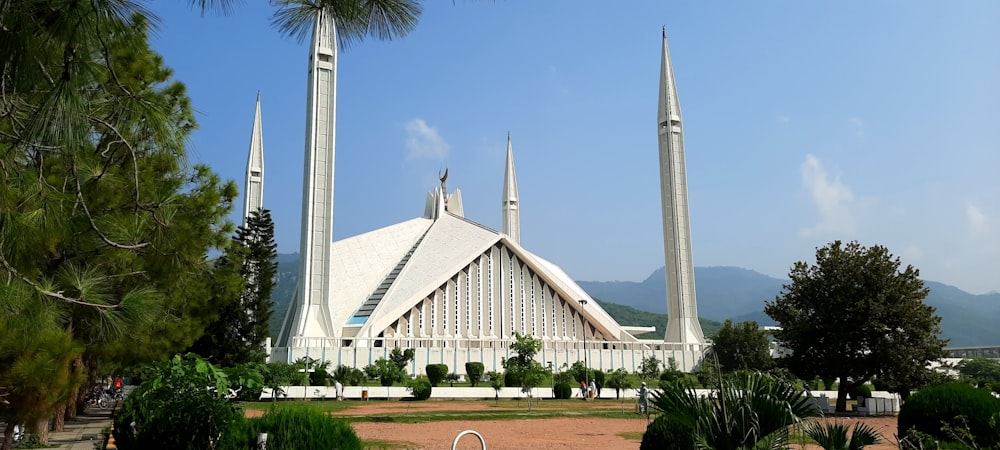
xmin=849 ymin=117 xmax=864 ymax=138
xmin=404 ymin=118 xmax=449 ymax=160
xmin=799 ymin=154 xmax=856 ymax=237
xmin=967 ymin=202 xmax=988 ymax=234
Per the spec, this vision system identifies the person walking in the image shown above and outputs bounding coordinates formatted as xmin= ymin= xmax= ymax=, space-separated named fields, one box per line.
xmin=637 ymin=382 xmax=649 ymax=414
xmin=334 ymin=380 xmax=344 ymax=401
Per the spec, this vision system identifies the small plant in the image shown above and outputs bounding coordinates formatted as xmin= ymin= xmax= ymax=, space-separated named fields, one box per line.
xmin=218 ymin=408 xmax=361 ymax=450
xmin=552 ymin=382 xmax=573 ymax=399
xmin=640 ymin=414 xmax=694 ymax=450
xmin=802 ymin=420 xmax=881 ymax=450
xmin=486 ymin=371 xmax=504 ymax=405
xmin=406 ymin=378 xmax=432 ymax=400
xmin=444 ymin=373 xmax=460 ymax=387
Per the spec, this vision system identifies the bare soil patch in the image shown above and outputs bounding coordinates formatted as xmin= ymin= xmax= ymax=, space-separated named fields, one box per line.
xmin=246 ymin=400 xmax=901 ymax=450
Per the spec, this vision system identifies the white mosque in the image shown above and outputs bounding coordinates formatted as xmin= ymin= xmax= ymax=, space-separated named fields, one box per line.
xmin=251 ymin=13 xmax=707 ymax=374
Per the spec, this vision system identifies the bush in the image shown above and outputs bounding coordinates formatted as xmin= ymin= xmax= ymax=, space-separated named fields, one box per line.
xmin=850 ymin=383 xmax=872 ymax=400
xmin=465 ymin=362 xmax=485 ymax=387
xmin=425 ymin=364 xmax=448 ymax=387
xmin=898 ymin=382 xmax=1000 ymax=447
xmin=593 ymin=369 xmax=606 ymax=385
xmin=553 ymin=382 xmax=573 ymax=399
xmin=504 ymin=370 xmax=522 ymax=387
xmin=219 ymin=408 xmax=361 ymax=450
xmin=113 ymin=355 xmax=243 ymax=450
xmin=407 ymin=378 xmax=432 ymax=400
xmin=640 ymin=414 xmax=694 ymax=450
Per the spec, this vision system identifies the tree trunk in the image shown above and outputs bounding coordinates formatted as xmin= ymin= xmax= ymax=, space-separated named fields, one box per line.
xmin=2 ymin=421 xmax=14 ymax=450
xmin=31 ymin=417 xmax=50 ymax=446
xmin=67 ymin=354 xmax=85 ymax=419
xmin=836 ymin=376 xmax=849 ymax=412
xmin=53 ymin=403 xmax=66 ymax=431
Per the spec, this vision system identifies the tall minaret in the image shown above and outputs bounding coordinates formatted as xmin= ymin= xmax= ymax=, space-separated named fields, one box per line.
xmin=243 ymin=92 xmax=265 ymax=225
xmin=657 ymin=28 xmax=705 ymax=344
xmin=284 ymin=10 xmax=338 ymax=343
xmin=501 ymin=133 xmax=520 ymax=245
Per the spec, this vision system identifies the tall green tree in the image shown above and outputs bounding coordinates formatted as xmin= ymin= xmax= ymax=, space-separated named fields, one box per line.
xmin=0 ymin=2 xmax=237 ymax=437
xmin=189 ymin=209 xmax=278 ymax=366
xmin=502 ymin=332 xmax=548 ymax=410
xmin=764 ymin=241 xmax=948 ymax=412
xmin=709 ymin=319 xmax=775 ymax=373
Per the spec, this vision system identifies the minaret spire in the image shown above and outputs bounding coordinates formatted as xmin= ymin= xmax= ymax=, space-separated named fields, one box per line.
xmin=279 ymin=9 xmax=339 ymax=346
xmin=502 ymin=132 xmax=520 ymax=244
xmin=657 ymin=29 xmax=705 ymax=344
xmin=243 ymin=91 xmax=265 ymax=225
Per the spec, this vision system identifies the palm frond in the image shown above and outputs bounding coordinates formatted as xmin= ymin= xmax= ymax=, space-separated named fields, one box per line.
xmin=271 ymin=0 xmax=422 ymax=49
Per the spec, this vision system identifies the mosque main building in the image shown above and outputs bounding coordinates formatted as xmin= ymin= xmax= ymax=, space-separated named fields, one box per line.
xmin=253 ymin=14 xmax=706 ymax=374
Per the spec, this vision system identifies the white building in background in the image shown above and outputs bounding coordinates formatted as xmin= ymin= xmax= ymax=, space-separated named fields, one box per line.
xmin=243 ymin=92 xmax=265 ymax=225
xmin=268 ymin=19 xmax=708 ymax=374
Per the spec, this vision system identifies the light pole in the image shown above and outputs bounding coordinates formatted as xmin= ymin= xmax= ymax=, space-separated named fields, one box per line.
xmin=548 ymin=362 xmax=554 ymax=399
xmin=579 ymin=299 xmax=589 ymax=399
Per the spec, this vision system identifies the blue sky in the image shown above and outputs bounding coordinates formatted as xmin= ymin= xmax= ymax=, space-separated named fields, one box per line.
xmin=150 ymin=1 xmax=999 ymax=294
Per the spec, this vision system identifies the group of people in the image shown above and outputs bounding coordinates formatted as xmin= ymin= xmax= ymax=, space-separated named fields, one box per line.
xmin=579 ymin=379 xmax=600 ymax=399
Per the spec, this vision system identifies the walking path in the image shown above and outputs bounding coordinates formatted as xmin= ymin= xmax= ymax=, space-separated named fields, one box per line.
xmin=45 ymin=407 xmax=116 ymax=450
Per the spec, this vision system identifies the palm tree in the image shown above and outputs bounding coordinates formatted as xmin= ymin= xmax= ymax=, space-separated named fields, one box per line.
xmin=270 ymin=0 xmax=422 ymax=48
xmin=802 ymin=421 xmax=881 ymax=450
xmin=650 ymin=371 xmax=821 ymax=450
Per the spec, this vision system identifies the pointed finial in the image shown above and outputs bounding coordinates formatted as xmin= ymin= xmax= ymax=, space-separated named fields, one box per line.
xmin=662 ymin=26 xmax=666 ymax=38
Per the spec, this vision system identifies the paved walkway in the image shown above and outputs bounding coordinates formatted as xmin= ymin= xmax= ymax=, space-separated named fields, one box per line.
xmin=45 ymin=407 xmax=116 ymax=450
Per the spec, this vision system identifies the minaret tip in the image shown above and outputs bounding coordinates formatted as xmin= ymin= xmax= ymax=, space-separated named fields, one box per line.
xmin=662 ymin=26 xmax=666 ymax=38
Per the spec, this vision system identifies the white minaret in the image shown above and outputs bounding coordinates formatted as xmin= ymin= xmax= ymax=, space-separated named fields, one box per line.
xmin=243 ymin=92 xmax=265 ymax=225
xmin=501 ymin=133 xmax=520 ymax=245
xmin=282 ymin=10 xmax=339 ymax=344
xmin=658 ymin=28 xmax=705 ymax=344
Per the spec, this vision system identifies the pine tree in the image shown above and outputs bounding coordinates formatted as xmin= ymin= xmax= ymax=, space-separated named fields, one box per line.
xmin=190 ymin=209 xmax=278 ymax=366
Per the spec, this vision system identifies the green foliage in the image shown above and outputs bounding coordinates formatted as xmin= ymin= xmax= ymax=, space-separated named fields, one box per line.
xmin=593 ymin=369 xmax=606 ymax=385
xmin=406 ymin=378 xmax=432 ymax=400
xmin=113 ymin=354 xmax=243 ymax=450
xmin=189 ymin=209 xmax=277 ymax=366
xmin=651 ymin=371 xmax=821 ymax=449
xmin=639 ymin=355 xmax=661 ymax=380
xmin=331 ymin=365 xmax=366 ymax=386
xmin=802 ymin=420 xmax=881 ymax=450
xmin=640 ymin=414 xmax=695 ymax=450
xmin=765 ymin=240 xmax=948 ymax=412
xmin=425 ymin=364 xmax=449 ymax=387
xmin=444 ymin=373 xmax=461 ymax=387
xmin=223 ymin=363 xmax=266 ymax=401
xmin=605 ymin=368 xmax=634 ymax=399
xmin=553 ymin=371 xmax=574 ymax=385
xmin=592 ymin=298 xmax=723 ymax=339
xmin=567 ymin=360 xmax=595 ymax=384
xmin=389 ymin=348 xmax=415 ymax=372
xmin=218 ymin=408 xmax=361 ymax=450
xmin=957 ymin=358 xmax=1000 ymax=385
xmin=552 ymin=382 xmax=573 ymax=399
xmin=897 ymin=382 xmax=1000 ymax=447
xmin=486 ymin=371 xmax=504 ymax=395
xmin=501 ymin=333 xmax=548 ymax=409
xmin=465 ymin=362 xmax=485 ymax=387
xmin=709 ymin=319 xmax=775 ymax=372
xmin=365 ymin=359 xmax=405 ymax=387
xmin=849 ymin=383 xmax=872 ymax=400
xmin=262 ymin=363 xmax=300 ymax=399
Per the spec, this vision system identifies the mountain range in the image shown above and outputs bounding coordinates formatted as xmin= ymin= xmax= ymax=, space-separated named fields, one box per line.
xmin=268 ymin=253 xmax=1000 ymax=347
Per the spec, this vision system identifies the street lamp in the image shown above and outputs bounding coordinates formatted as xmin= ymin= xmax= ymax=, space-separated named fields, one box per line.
xmin=579 ymin=299 xmax=589 ymax=399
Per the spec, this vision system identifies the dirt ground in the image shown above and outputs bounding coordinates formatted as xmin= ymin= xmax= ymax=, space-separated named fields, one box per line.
xmin=246 ymin=401 xmax=901 ymax=450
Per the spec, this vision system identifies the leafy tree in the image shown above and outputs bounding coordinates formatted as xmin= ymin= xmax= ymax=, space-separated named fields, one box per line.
xmin=364 ymin=359 xmax=405 ymax=387
xmin=957 ymin=358 xmax=1000 ymax=385
xmin=190 ymin=210 xmax=278 ymax=366
xmin=262 ymin=363 xmax=300 ymax=399
xmin=605 ymin=367 xmax=634 ymax=400
xmin=486 ymin=371 xmax=504 ymax=405
xmin=444 ymin=373 xmax=461 ymax=387
xmin=764 ymin=241 xmax=948 ymax=412
xmin=465 ymin=362 xmax=485 ymax=387
xmin=639 ymin=355 xmax=661 ymax=380
xmin=708 ymin=319 xmax=775 ymax=372
xmin=568 ymin=360 xmax=594 ymax=384
xmin=331 ymin=365 xmax=366 ymax=387
xmin=502 ymin=333 xmax=548 ymax=410
xmin=389 ymin=348 xmax=415 ymax=373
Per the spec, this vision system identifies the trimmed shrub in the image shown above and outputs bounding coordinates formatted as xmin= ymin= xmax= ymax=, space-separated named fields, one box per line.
xmin=219 ymin=408 xmax=361 ymax=450
xmin=553 ymin=382 xmax=573 ymax=399
xmin=407 ymin=378 xmax=432 ymax=400
xmin=504 ymin=370 xmax=522 ymax=387
xmin=849 ymin=383 xmax=872 ymax=400
xmin=640 ymin=414 xmax=694 ymax=450
xmin=425 ymin=364 xmax=448 ymax=387
xmin=465 ymin=362 xmax=485 ymax=387
xmin=898 ymin=382 xmax=1000 ymax=447
xmin=593 ymin=369 xmax=606 ymax=385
